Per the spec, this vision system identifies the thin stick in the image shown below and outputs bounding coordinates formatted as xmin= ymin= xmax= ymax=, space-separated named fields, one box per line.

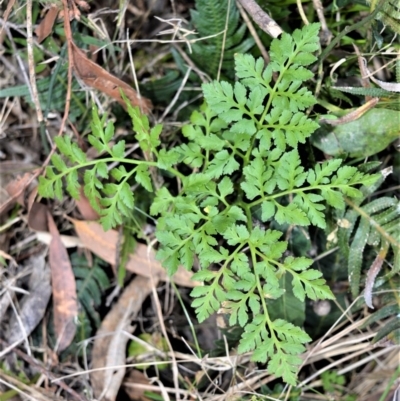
xmin=217 ymin=0 xmax=231 ymax=81
xmin=237 ymin=0 xmax=270 ymax=64
xmin=312 ymin=0 xmax=332 ymax=44
xmin=159 ymin=66 xmax=192 ymax=122
xmin=58 ymin=0 xmax=74 ymax=137
xmin=237 ymin=0 xmax=283 ymax=38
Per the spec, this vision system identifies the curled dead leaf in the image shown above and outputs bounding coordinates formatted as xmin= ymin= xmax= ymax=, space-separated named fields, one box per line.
xmin=35 ymin=5 xmax=59 ymax=43
xmin=71 ymin=42 xmax=152 ymax=113
xmin=0 ymin=170 xmax=37 ymax=216
xmin=91 ymin=276 xmax=156 ymax=401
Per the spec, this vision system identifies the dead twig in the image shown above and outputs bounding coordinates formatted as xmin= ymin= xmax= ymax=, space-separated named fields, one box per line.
xmin=236 ymin=0 xmax=282 ymax=38
xmin=59 ymin=0 xmax=74 ymax=137
xmin=312 ymin=0 xmax=332 ymax=44
xmin=237 ymin=0 xmax=270 ymax=64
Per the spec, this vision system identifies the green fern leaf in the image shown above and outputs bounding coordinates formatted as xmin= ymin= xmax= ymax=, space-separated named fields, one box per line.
xmin=275 ymin=202 xmax=310 ymax=226
xmin=241 ymin=156 xmax=276 ymax=200
xmin=135 ymin=164 xmax=153 ymax=192
xmin=99 ymin=182 xmax=134 ymax=230
xmin=55 ymin=136 xmax=87 ymax=164
xmin=191 ymin=284 xmax=225 ymax=322
xmin=206 ymin=150 xmax=240 ymax=178
xmin=276 ymin=150 xmax=307 ymax=190
xmin=293 ymin=193 xmax=326 ymax=228
xmin=72 ymin=253 xmax=110 ymax=327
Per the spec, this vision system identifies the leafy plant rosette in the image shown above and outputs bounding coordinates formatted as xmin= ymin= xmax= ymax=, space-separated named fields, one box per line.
xmin=39 ymin=23 xmax=380 ymax=384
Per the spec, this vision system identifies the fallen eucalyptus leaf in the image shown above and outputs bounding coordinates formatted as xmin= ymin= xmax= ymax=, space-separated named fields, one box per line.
xmin=312 ymin=108 xmax=400 ymax=158
xmin=7 ymin=252 xmax=52 ymax=344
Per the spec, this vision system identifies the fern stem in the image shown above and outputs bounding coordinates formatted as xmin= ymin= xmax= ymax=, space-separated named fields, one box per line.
xmin=247 ymin=183 xmax=368 ymax=209
xmin=58 ymin=158 xmax=185 ymax=182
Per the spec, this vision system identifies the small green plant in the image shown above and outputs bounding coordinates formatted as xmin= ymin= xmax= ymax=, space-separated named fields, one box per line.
xmin=39 ymin=23 xmax=380 ymax=384
xmin=321 ymin=370 xmax=356 ymax=401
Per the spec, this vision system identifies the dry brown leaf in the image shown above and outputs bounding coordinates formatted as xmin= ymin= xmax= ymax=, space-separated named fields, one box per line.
xmin=71 ymin=42 xmax=152 ymax=113
xmin=0 ymin=171 xmax=37 ymax=216
xmin=123 ymin=370 xmax=155 ymax=401
xmin=47 ymin=211 xmax=78 ymax=352
xmin=28 ymin=203 xmax=82 ymax=247
xmin=71 ymin=219 xmax=198 ymax=287
xmin=28 ymin=202 xmax=49 ymax=232
xmin=75 ymin=187 xmax=100 ymax=221
xmin=35 ymin=5 xmax=60 ymax=43
xmin=5 ymin=172 xmax=34 ymax=206
xmin=0 ymin=0 xmax=16 ymax=37
xmin=91 ymin=276 xmax=157 ymax=401
xmin=7 ymin=252 xmax=52 ymax=344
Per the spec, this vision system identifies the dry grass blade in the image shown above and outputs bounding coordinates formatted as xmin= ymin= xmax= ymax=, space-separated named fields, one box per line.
xmin=0 ymin=370 xmax=64 ymax=401
xmin=26 ymin=0 xmax=45 ymax=128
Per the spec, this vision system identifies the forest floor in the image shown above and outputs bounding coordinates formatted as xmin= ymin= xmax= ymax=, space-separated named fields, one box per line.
xmin=0 ymin=1 xmax=399 ymax=400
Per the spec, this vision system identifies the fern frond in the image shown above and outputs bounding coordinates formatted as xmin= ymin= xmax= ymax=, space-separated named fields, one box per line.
xmin=38 ymin=23 xmax=384 ymax=385
xmin=189 ymin=0 xmax=254 ymax=79
xmin=340 ymin=180 xmax=400 ymax=298
xmin=39 ymin=105 xmax=164 ymax=230
xmin=71 ymin=253 xmax=110 ymax=328
xmin=369 ymin=0 xmax=400 ymax=34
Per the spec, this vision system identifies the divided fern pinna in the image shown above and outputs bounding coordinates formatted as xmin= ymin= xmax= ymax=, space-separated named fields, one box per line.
xmin=39 ymin=24 xmax=380 ymax=384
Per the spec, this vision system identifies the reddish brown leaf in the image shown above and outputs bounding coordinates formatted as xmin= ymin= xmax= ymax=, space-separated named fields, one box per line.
xmin=71 ymin=219 xmax=198 ymax=287
xmin=123 ymin=370 xmax=155 ymax=401
xmin=0 ymin=0 xmax=16 ymax=37
xmin=47 ymin=212 xmax=78 ymax=352
xmin=35 ymin=5 xmax=60 ymax=43
xmin=0 ymin=171 xmax=36 ymax=216
xmin=71 ymin=42 xmax=152 ymax=113
xmin=28 ymin=203 xmax=82 ymax=248
xmin=75 ymin=187 xmax=100 ymax=221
